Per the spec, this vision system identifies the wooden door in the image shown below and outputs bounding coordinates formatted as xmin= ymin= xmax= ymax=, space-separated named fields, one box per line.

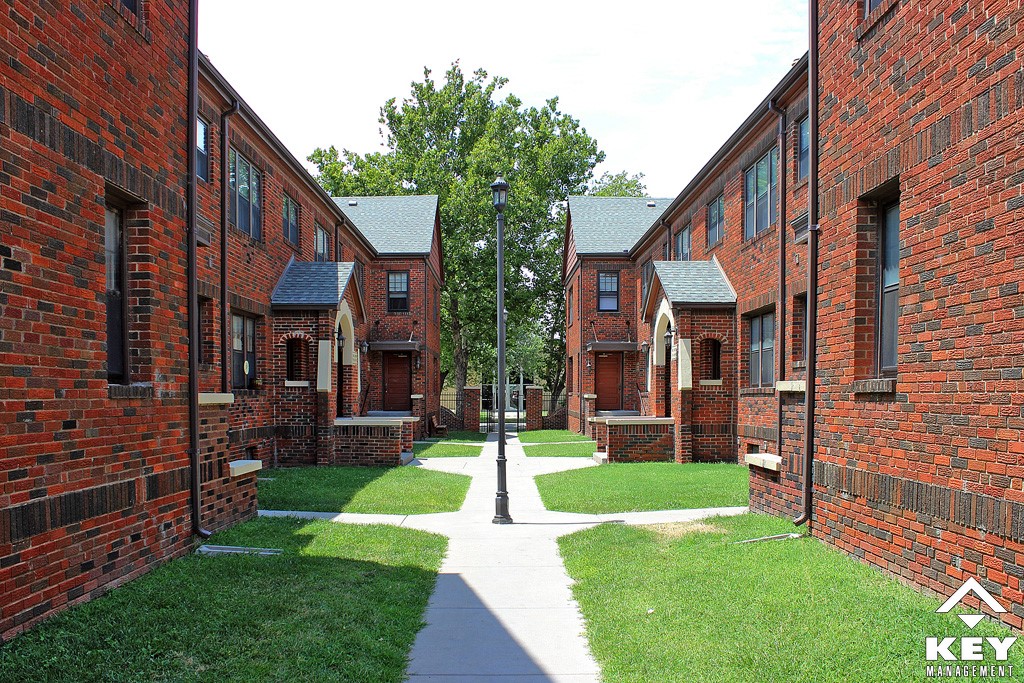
xmin=595 ymin=353 xmax=622 ymax=411
xmin=383 ymin=352 xmax=412 ymax=411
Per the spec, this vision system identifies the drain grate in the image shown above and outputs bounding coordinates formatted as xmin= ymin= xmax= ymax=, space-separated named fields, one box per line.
xmin=196 ymin=545 xmax=283 ymax=557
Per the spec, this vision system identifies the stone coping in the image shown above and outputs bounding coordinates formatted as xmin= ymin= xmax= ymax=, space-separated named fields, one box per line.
xmin=586 ymin=417 xmax=608 ymax=424
xmin=228 ymin=459 xmax=263 ymax=477
xmin=334 ymin=417 xmax=406 ymax=427
xmin=776 ymin=380 xmax=806 ymax=393
xmin=582 ymin=394 xmax=597 ymax=399
xmin=603 ymin=416 xmax=675 ymax=426
xmin=744 ymin=453 xmax=782 ymax=471
xmin=198 ymin=392 xmax=234 ymax=405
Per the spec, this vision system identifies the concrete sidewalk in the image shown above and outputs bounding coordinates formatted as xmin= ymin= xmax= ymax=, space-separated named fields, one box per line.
xmin=259 ymin=433 xmax=746 ymax=682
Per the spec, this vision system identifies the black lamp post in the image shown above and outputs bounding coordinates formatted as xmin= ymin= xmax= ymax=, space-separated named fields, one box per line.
xmin=491 ymin=175 xmax=512 ymax=524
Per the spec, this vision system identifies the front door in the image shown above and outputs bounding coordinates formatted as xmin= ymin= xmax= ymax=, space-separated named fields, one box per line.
xmin=383 ymin=352 xmax=412 ymax=411
xmin=595 ymin=352 xmax=622 ymax=411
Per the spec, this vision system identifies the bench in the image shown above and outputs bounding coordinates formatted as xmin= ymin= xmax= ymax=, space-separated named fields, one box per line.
xmin=430 ymin=415 xmax=449 ymax=438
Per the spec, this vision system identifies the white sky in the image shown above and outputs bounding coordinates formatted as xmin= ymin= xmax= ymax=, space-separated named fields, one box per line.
xmin=199 ymin=0 xmax=808 ymax=199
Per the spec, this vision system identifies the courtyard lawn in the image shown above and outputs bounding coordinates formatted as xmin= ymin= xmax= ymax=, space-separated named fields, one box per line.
xmin=258 ymin=466 xmax=470 ymax=514
xmin=518 ymin=429 xmax=591 ymax=443
xmin=413 ymin=441 xmax=484 ymax=458
xmin=536 ymin=462 xmax=748 ymax=513
xmin=427 ymin=429 xmax=488 ymax=443
xmin=0 ymin=518 xmax=446 ymax=683
xmin=559 ymin=514 xmax=1022 ymax=683
xmin=523 ymin=442 xmax=597 ymax=458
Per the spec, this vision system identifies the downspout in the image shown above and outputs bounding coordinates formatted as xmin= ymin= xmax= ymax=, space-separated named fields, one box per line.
xmin=186 ymin=0 xmax=211 ymax=538
xmin=796 ymin=0 xmax=820 ymax=527
xmin=219 ymin=98 xmax=240 ymax=393
xmin=768 ymin=100 xmax=787 ymax=462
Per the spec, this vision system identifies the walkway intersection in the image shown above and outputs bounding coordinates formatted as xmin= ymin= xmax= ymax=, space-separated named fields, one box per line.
xmin=260 ymin=433 xmax=747 ymax=682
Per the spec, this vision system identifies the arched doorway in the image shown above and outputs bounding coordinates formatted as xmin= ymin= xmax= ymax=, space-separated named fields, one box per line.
xmin=335 ymin=303 xmax=355 ymax=418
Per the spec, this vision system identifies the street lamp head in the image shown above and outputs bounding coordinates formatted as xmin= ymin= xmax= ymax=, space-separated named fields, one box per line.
xmin=491 ymin=176 xmax=509 ymax=213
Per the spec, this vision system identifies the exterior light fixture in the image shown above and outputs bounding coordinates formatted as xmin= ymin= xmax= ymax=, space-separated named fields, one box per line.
xmin=491 ymin=176 xmax=509 ymax=213
xmin=491 ymin=174 xmax=512 ymax=525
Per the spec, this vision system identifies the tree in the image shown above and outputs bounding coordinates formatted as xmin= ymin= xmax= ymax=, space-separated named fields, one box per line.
xmin=309 ymin=63 xmax=610 ymax=424
xmin=590 ymin=170 xmax=647 ymax=197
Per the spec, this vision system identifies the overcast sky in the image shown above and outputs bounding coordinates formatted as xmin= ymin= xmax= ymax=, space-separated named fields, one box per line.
xmin=199 ymin=1 xmax=808 ymax=199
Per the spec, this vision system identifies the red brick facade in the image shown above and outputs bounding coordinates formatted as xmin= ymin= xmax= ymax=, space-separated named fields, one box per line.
xmin=809 ymin=0 xmax=1024 ymax=629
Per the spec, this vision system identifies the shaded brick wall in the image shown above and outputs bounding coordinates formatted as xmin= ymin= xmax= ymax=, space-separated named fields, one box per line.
xmin=605 ymin=422 xmax=674 ymax=462
xmin=811 ymin=0 xmax=1024 ymax=628
xmin=199 ymin=405 xmax=258 ymax=531
xmin=328 ymin=424 xmax=403 ymax=467
xmin=524 ymin=387 xmax=543 ymax=431
xmin=0 ymin=0 xmax=195 ymax=641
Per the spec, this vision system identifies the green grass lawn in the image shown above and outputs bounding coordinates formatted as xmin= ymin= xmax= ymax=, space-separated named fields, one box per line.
xmin=258 ymin=466 xmax=470 ymax=514
xmin=424 ymin=429 xmax=488 ymax=443
xmin=413 ymin=441 xmax=484 ymax=458
xmin=0 ymin=518 xmax=446 ymax=683
xmin=559 ymin=514 xmax=1022 ymax=682
xmin=523 ymin=442 xmax=597 ymax=457
xmin=518 ymin=429 xmax=591 ymax=443
xmin=536 ymin=462 xmax=748 ymax=513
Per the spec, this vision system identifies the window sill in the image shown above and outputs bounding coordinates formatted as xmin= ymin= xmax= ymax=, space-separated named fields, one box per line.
xmin=741 ymin=225 xmax=778 ymax=250
xmin=108 ymin=383 xmax=154 ymax=400
xmin=699 ymin=379 xmax=723 ymax=387
xmin=284 ymin=380 xmax=310 ymax=388
xmin=855 ymin=0 xmax=899 ymax=40
xmin=740 ymin=387 xmax=775 ymax=397
xmin=851 ymin=378 xmax=896 ymax=395
xmin=792 ymin=360 xmax=807 ymax=369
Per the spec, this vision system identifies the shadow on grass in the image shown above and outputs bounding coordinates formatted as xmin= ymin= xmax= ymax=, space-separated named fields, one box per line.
xmin=0 ymin=518 xmax=446 ymax=683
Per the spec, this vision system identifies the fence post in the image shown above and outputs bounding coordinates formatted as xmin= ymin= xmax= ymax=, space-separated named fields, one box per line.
xmin=524 ymin=386 xmax=543 ymax=432
xmin=463 ymin=387 xmax=481 ymax=433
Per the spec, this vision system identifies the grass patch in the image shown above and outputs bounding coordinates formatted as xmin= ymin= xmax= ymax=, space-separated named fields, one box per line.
xmin=436 ymin=429 xmax=489 ymax=443
xmin=536 ymin=462 xmax=748 ymax=513
xmin=523 ymin=442 xmax=597 ymax=457
xmin=413 ymin=441 xmax=483 ymax=458
xmin=518 ymin=429 xmax=591 ymax=443
xmin=258 ymin=466 xmax=470 ymax=514
xmin=0 ymin=518 xmax=446 ymax=683
xmin=559 ymin=514 xmax=1022 ymax=682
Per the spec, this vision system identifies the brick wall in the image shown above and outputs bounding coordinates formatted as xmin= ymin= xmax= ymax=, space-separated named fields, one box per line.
xmin=0 ymin=0 xmax=197 ymax=642
xmin=605 ymin=421 xmax=675 ymax=462
xmin=199 ymin=405 xmax=258 ymax=531
xmin=524 ymin=387 xmax=543 ymax=431
xmin=328 ymin=423 xmax=403 ymax=467
xmin=810 ymin=0 xmax=1024 ymax=629
xmin=463 ymin=387 xmax=481 ymax=433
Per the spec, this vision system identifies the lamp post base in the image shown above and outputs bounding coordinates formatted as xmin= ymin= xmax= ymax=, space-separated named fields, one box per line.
xmin=493 ymin=494 xmax=513 ymax=524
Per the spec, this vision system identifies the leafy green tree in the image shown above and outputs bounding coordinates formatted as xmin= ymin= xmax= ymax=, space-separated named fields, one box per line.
xmin=590 ymin=170 xmax=647 ymax=197
xmin=310 ymin=63 xmax=620 ymax=423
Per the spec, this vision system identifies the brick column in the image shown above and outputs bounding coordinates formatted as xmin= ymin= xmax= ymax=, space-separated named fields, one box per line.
xmin=463 ymin=387 xmax=481 ymax=433
xmin=411 ymin=394 xmax=426 ymax=439
xmin=582 ymin=394 xmax=596 ymax=438
xmin=402 ymin=420 xmax=414 ymax=453
xmin=524 ymin=386 xmax=543 ymax=431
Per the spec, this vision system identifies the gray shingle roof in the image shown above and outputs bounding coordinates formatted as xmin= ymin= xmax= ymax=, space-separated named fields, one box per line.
xmin=568 ymin=196 xmax=674 ymax=254
xmin=653 ymin=261 xmax=736 ymax=306
xmin=334 ymin=195 xmax=438 ymax=255
xmin=271 ymin=261 xmax=356 ymax=309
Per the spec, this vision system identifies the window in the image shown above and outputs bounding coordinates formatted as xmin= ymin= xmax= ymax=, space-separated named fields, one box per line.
xmin=231 ymin=313 xmax=257 ymax=390
xmin=315 ymin=224 xmax=330 ymax=262
xmin=744 ymin=148 xmax=778 ymax=239
xmin=282 ymin=194 xmax=299 ymax=246
xmin=797 ymin=117 xmax=810 ymax=181
xmin=196 ymin=118 xmax=209 ymax=182
xmin=705 ymin=339 xmax=722 ymax=380
xmin=121 ymin=0 xmax=137 ymax=14
xmin=878 ymin=202 xmax=900 ymax=375
xmin=675 ymin=226 xmax=691 ymax=261
xmin=663 ymin=241 xmax=670 ymax=261
xmin=105 ymin=205 xmax=128 ymax=384
xmin=286 ymin=339 xmax=304 ymax=381
xmin=641 ymin=260 xmax=654 ymax=309
xmin=597 ymin=272 xmax=619 ymax=312
xmin=567 ymin=356 xmax=573 ymax=394
xmin=749 ymin=312 xmax=775 ymax=387
xmin=228 ymin=149 xmax=262 ymax=240
xmin=707 ymin=195 xmax=724 ymax=246
xmin=866 ymin=0 xmax=884 ymax=14
xmin=388 ymin=271 xmax=409 ymax=312
xmin=567 ymin=287 xmax=574 ymax=324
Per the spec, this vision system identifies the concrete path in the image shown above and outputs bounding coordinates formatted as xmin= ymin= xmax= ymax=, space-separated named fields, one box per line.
xmin=260 ymin=433 xmax=746 ymax=682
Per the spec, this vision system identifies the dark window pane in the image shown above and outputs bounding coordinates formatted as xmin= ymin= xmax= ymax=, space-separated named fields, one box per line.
xmin=750 ymin=350 xmax=760 ymax=388
xmin=121 ymin=0 xmax=137 ymax=15
xmin=798 ymin=118 xmax=810 ymax=180
xmin=744 ymin=170 xmax=756 ymax=239
xmin=880 ymin=287 xmax=898 ymax=370
xmin=196 ymin=119 xmax=208 ymax=181
xmin=105 ymin=207 xmax=125 ymax=383
xmin=250 ymin=170 xmax=261 ymax=240
xmin=882 ymin=204 xmax=900 ymax=287
xmin=228 ymin=150 xmax=237 ymax=225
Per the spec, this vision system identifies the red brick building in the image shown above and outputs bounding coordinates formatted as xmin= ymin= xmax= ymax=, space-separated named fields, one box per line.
xmin=565 ymin=57 xmax=810 ymax=476
xmin=806 ymin=0 xmax=1024 ymax=629
xmin=0 ymin=4 xmax=444 ymax=641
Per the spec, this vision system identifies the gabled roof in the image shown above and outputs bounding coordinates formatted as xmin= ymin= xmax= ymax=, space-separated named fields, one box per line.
xmin=651 ymin=260 xmax=737 ymax=309
xmin=271 ymin=260 xmax=360 ymax=311
xmin=333 ymin=195 xmax=438 ymax=256
xmin=567 ymin=196 xmax=675 ymax=255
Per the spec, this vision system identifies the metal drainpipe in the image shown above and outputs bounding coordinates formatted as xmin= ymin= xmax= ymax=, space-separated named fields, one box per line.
xmin=768 ymin=100 xmax=787 ymax=462
xmin=796 ymin=0 xmax=820 ymax=527
xmin=186 ymin=0 xmax=211 ymax=539
xmin=219 ymin=98 xmax=239 ymax=394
